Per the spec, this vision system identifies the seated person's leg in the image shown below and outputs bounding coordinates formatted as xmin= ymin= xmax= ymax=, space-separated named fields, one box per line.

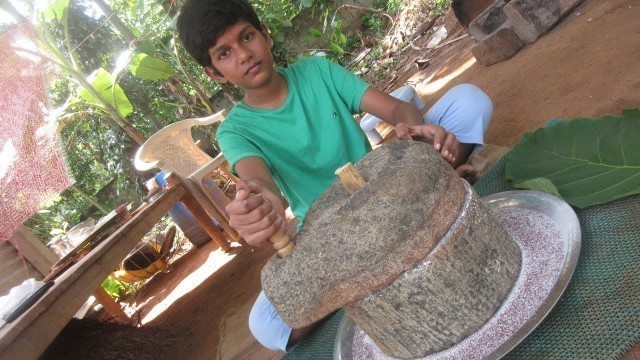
xmin=423 ymin=83 xmax=493 ymax=156
xmin=423 ymin=84 xmax=493 ymax=181
xmin=249 ymin=291 xmax=292 ymax=351
xmin=249 ymin=291 xmax=320 ymax=351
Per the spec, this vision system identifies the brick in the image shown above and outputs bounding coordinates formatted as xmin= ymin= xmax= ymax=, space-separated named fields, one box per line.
xmin=468 ymin=0 xmax=512 ymax=40
xmin=558 ymin=0 xmax=586 ymax=16
xmin=471 ymin=25 xmax=525 ymax=66
xmin=504 ymin=0 xmax=562 ymax=43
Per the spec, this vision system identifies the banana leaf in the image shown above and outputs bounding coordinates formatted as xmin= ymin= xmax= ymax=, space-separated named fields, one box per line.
xmin=505 ymin=109 xmax=640 ymax=208
xmin=78 ymin=68 xmax=133 ymax=117
xmin=129 ymin=54 xmax=177 ymax=80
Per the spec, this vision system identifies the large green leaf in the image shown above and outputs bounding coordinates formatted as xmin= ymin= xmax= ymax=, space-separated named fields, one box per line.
xmin=506 ymin=109 xmax=640 ymax=208
xmin=40 ymin=0 xmax=69 ymax=22
xmin=78 ymin=68 xmax=133 ymax=117
xmin=129 ymin=53 xmax=177 ymax=80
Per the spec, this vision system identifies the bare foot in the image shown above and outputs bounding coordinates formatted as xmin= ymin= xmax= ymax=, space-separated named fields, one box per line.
xmin=455 ymin=164 xmax=480 ymax=184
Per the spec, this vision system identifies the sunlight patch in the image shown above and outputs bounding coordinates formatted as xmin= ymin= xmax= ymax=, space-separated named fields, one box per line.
xmin=420 ymin=56 xmax=476 ymax=96
xmin=140 ymin=249 xmax=237 ymax=324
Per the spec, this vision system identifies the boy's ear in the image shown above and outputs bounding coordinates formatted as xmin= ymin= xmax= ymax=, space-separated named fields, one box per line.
xmin=205 ymin=66 xmax=227 ymax=84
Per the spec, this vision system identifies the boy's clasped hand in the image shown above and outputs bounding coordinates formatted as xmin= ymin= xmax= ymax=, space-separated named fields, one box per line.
xmin=395 ymin=122 xmax=460 ymax=165
xmin=227 ymin=180 xmax=287 ymax=248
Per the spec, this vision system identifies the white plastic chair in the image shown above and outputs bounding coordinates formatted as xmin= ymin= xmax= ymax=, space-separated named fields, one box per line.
xmin=134 ymin=110 xmax=240 ymax=242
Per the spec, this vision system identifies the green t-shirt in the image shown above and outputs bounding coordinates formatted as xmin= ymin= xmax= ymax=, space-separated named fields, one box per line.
xmin=216 ymin=56 xmax=371 ymax=225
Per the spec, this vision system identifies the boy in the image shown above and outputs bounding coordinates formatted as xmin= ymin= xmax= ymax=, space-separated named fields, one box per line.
xmin=177 ymin=0 xmax=492 ymax=351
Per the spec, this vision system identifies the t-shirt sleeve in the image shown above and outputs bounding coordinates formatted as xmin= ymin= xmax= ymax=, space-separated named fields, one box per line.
xmin=216 ymin=124 xmax=271 ymax=176
xmin=317 ymin=57 xmax=370 ymax=113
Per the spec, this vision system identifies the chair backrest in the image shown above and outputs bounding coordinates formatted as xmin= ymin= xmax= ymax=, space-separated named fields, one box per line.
xmin=134 ymin=110 xmax=226 ymax=176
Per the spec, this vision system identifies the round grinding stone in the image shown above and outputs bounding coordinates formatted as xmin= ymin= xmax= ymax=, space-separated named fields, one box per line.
xmin=261 ymin=141 xmax=521 ymax=358
xmin=261 ymin=141 xmax=466 ymax=327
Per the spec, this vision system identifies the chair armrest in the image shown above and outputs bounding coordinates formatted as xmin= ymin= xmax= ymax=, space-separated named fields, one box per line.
xmin=190 ymin=153 xmax=227 ymax=181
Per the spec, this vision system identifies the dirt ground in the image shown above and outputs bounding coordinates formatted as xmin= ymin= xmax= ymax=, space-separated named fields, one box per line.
xmin=128 ymin=0 xmax=640 ymax=359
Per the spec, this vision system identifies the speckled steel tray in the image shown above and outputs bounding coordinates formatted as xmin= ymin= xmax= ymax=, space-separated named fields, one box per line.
xmin=334 ymin=190 xmax=581 ymax=360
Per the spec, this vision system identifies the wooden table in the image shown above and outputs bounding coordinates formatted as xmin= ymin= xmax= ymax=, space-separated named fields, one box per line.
xmin=0 ymin=184 xmax=188 ymax=359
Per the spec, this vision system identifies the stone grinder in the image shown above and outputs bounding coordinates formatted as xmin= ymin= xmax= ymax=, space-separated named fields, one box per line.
xmin=261 ymin=141 xmax=522 ymax=359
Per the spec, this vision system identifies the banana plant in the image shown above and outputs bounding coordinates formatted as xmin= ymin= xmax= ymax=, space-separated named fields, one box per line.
xmin=33 ymin=0 xmax=147 ymax=145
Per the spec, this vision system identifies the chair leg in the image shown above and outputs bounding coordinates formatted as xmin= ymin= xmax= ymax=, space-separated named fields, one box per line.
xmin=180 ymin=193 xmax=231 ymax=252
xmin=182 ymin=180 xmax=241 ymax=242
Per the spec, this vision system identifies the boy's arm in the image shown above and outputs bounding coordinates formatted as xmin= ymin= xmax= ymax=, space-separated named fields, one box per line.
xmin=359 ymin=87 xmax=423 ymax=126
xmin=359 ymin=87 xmax=458 ymax=164
xmin=225 ymin=156 xmax=288 ymax=247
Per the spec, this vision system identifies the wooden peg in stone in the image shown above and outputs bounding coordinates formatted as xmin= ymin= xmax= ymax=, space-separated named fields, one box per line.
xmin=270 ymin=229 xmax=295 ymax=257
xmin=335 ymin=162 xmax=366 ymax=194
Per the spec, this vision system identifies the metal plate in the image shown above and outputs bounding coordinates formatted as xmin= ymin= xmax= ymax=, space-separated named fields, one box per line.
xmin=334 ymin=190 xmax=581 ymax=360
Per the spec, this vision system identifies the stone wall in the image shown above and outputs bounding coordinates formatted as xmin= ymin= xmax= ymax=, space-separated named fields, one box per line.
xmin=460 ymin=0 xmax=586 ymax=65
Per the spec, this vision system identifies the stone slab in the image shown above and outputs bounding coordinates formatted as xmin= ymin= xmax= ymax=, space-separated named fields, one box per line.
xmin=468 ymin=0 xmax=512 ymax=40
xmin=261 ymin=141 xmax=465 ymax=328
xmin=471 ymin=25 xmax=525 ymax=66
xmin=504 ymin=0 xmax=562 ymax=43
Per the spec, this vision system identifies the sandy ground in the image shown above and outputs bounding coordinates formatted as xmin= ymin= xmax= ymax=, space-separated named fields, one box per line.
xmin=130 ymin=0 xmax=640 ymax=359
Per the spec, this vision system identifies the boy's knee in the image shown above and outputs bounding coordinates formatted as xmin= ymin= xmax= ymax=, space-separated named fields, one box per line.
xmin=249 ymin=292 xmax=292 ymax=351
xmin=450 ymin=83 xmax=493 ymax=112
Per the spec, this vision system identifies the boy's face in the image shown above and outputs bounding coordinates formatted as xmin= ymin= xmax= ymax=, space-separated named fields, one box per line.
xmin=205 ymin=20 xmax=275 ymax=90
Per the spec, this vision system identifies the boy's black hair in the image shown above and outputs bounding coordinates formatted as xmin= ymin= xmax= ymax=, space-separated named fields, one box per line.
xmin=177 ymin=0 xmax=262 ymax=68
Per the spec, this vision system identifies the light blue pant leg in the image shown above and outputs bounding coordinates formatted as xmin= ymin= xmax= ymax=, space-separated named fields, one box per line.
xmin=249 ymin=291 xmax=292 ymax=351
xmin=423 ymin=83 xmax=493 ymax=152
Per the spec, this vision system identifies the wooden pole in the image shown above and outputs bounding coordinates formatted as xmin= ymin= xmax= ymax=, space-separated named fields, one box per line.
xmin=180 ymin=193 xmax=231 ymax=252
xmin=93 ymin=286 xmax=132 ymax=324
xmin=335 ymin=162 xmax=367 ymax=194
xmin=164 ymin=174 xmax=231 ymax=252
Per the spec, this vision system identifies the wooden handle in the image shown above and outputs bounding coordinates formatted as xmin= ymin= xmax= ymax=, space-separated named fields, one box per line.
xmin=335 ymin=162 xmax=366 ymax=194
xmin=270 ymin=229 xmax=295 ymax=257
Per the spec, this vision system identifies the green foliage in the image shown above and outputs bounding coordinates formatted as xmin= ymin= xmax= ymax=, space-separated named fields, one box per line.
xmin=361 ymin=11 xmax=388 ymax=36
xmin=78 ymin=68 xmax=134 ymax=117
xmin=39 ymin=0 xmax=69 ymax=22
xmin=24 ymin=189 xmax=105 ymax=239
xmin=129 ymin=53 xmax=178 ymax=80
xmin=101 ymin=277 xmax=135 ymax=300
xmin=386 ymin=0 xmax=404 ymax=13
xmin=24 ymin=0 xmax=221 ymax=241
xmin=432 ymin=0 xmax=453 ymax=16
xmin=45 ymin=0 xmax=124 ymax=73
xmin=107 ymin=0 xmax=216 ymax=115
xmin=304 ymin=16 xmax=350 ymax=62
xmin=102 ymin=278 xmax=122 ymax=299
xmin=252 ymin=0 xmax=296 ymax=44
xmin=506 ymin=109 xmax=640 ymax=208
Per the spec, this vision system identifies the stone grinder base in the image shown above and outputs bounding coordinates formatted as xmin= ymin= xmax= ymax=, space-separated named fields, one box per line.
xmin=344 ymin=180 xmax=521 ymax=359
xmin=261 ymin=142 xmax=522 ymax=359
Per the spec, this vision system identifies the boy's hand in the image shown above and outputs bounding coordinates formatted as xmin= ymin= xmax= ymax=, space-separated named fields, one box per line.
xmin=226 ymin=180 xmax=286 ymax=247
xmin=395 ymin=122 xmax=459 ymax=165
